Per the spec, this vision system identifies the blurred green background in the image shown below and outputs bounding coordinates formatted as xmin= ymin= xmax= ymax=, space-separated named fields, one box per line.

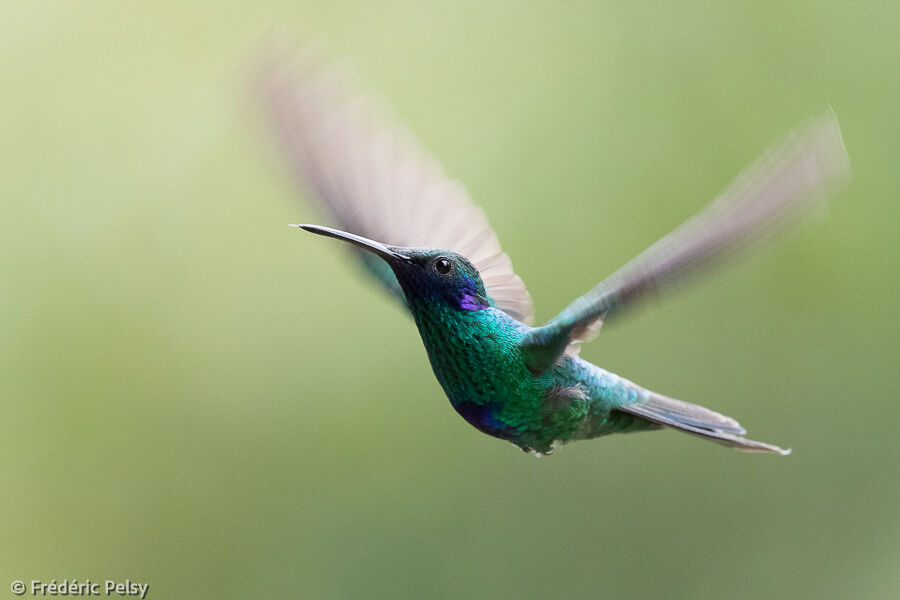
xmin=2 ymin=2 xmax=898 ymax=599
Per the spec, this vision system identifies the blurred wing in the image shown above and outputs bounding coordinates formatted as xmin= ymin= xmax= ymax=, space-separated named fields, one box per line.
xmin=259 ymin=41 xmax=534 ymax=324
xmin=522 ymin=112 xmax=849 ymax=374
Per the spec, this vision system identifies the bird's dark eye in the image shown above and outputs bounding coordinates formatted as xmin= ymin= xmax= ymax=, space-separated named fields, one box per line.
xmin=433 ymin=257 xmax=453 ymax=275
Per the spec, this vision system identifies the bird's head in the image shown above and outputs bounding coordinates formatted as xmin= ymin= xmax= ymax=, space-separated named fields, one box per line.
xmin=295 ymin=224 xmax=492 ymax=313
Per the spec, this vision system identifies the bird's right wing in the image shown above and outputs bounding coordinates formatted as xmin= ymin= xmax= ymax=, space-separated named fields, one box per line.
xmin=522 ymin=112 xmax=849 ymax=374
xmin=258 ymin=40 xmax=534 ymax=324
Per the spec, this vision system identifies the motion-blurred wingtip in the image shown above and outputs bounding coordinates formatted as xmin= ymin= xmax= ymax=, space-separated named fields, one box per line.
xmin=814 ymin=108 xmax=851 ymax=184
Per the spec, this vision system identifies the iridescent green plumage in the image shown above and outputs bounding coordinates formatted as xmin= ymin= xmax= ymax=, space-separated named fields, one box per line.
xmin=264 ymin=42 xmax=849 ymax=456
xmin=404 ymin=289 xmax=658 ymax=454
xmin=410 ymin=303 xmax=659 ymax=454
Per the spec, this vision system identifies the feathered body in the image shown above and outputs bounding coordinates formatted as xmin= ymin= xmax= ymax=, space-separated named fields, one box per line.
xmin=261 ymin=41 xmax=849 ymax=456
xmin=376 ymin=246 xmax=756 ymax=455
xmin=413 ymin=302 xmax=656 ymax=455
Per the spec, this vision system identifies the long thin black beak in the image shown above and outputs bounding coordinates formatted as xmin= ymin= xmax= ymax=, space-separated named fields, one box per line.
xmin=291 ymin=224 xmax=408 ymax=262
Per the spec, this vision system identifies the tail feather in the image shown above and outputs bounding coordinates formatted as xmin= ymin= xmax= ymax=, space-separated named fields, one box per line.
xmin=619 ymin=391 xmax=790 ymax=455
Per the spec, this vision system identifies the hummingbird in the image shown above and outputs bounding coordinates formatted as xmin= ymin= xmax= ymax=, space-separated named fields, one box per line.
xmin=260 ymin=44 xmax=849 ymax=456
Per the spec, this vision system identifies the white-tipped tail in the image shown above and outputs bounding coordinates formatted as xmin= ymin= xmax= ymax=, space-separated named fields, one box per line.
xmin=620 ymin=391 xmax=790 ymax=455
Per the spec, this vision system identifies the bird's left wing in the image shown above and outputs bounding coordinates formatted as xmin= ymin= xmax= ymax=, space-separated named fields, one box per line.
xmin=259 ymin=40 xmax=534 ymax=324
xmin=522 ymin=112 xmax=849 ymax=374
